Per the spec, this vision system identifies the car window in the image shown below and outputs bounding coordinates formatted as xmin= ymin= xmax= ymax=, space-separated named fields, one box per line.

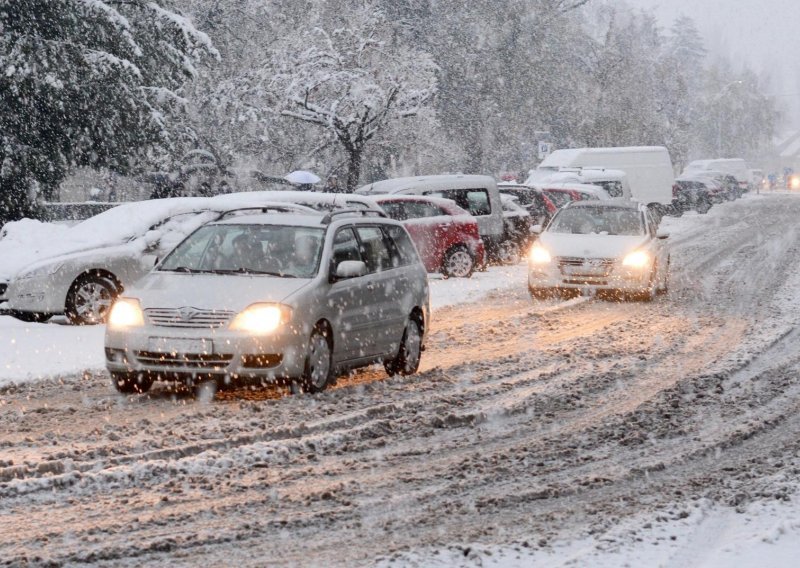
xmin=405 ymin=201 xmax=446 ymax=219
xmin=543 ymin=189 xmax=572 ymax=208
xmin=379 ymin=201 xmax=408 ymax=221
xmin=428 ymin=189 xmax=491 ymax=216
xmin=332 ymin=227 xmax=363 ymax=267
xmin=383 ymin=224 xmax=420 ymax=267
xmin=355 ymin=226 xmax=393 ymax=273
xmin=159 ymin=224 xmax=325 ymax=278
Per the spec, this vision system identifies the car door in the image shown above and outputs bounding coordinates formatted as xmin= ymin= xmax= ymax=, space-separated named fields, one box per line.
xmin=325 ymin=226 xmax=378 ymax=361
xmin=353 ymin=225 xmax=407 ymax=357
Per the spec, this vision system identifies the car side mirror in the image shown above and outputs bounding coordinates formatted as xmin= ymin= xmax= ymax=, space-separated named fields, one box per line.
xmin=656 ymin=230 xmax=670 ymax=239
xmin=334 ymin=260 xmax=367 ymax=279
xmin=142 ymin=254 xmax=159 ymax=267
xmin=531 ymin=224 xmax=543 ymax=234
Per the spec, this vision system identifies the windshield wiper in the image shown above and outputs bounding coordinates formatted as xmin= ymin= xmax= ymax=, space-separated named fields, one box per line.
xmin=163 ymin=266 xmax=208 ymax=273
xmin=210 ymin=268 xmax=297 ymax=277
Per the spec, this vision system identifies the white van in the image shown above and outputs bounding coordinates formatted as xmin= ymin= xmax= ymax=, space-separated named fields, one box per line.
xmin=526 ymin=146 xmax=675 ymax=207
xmin=357 ymin=174 xmax=505 ymax=255
xmin=681 ymin=159 xmax=750 ymax=190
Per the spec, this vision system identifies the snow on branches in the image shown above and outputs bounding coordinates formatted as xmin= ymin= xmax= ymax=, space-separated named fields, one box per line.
xmin=267 ymin=6 xmax=437 ymax=190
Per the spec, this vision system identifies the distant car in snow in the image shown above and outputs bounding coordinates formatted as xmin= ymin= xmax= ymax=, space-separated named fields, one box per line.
xmin=528 ymin=201 xmax=670 ymax=301
xmin=540 ymin=183 xmax=611 ymax=210
xmin=497 ymin=183 xmax=558 ymax=226
xmin=105 ymin=209 xmax=429 ymax=394
xmin=0 ymin=196 xmax=313 ymax=325
xmin=498 ymin=194 xmax=533 ymax=264
xmin=370 ymin=194 xmax=485 ymax=278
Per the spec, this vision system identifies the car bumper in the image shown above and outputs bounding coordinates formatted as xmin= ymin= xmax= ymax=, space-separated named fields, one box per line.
xmin=4 ymin=277 xmax=64 ymax=314
xmin=528 ymin=263 xmax=652 ymax=292
xmin=105 ymin=326 xmax=309 ymax=382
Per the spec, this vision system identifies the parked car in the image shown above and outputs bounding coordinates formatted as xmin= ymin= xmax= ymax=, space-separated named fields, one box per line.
xmin=357 ymin=175 xmax=507 ymax=263
xmin=682 ymin=158 xmax=751 ymax=192
xmin=499 ymin=194 xmax=533 ymax=263
xmin=105 ymin=209 xmax=430 ymax=394
xmin=539 ymin=183 xmax=610 ymax=210
xmin=0 ymin=196 xmax=313 ymax=324
xmin=370 ymin=195 xmax=484 ymax=278
xmin=497 ymin=183 xmax=557 ymax=226
xmin=691 ymin=171 xmax=741 ymax=201
xmin=528 ymin=201 xmax=670 ymax=301
xmin=670 ymin=179 xmax=713 ymax=215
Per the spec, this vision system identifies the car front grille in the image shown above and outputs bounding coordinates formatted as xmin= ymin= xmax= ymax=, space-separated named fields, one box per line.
xmin=144 ymin=308 xmax=235 ymax=329
xmin=134 ymin=351 xmax=234 ymax=370
xmin=557 ymin=257 xmax=615 ymax=278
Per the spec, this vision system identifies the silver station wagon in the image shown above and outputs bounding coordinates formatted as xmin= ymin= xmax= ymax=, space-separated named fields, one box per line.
xmin=105 ymin=210 xmax=430 ymax=394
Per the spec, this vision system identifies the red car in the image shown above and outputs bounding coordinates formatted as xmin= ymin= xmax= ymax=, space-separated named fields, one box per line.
xmin=372 ymin=195 xmax=485 ymax=278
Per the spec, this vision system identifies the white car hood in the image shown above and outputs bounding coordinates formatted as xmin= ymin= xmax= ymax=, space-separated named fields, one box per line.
xmin=539 ymin=233 xmax=649 ymax=259
xmin=130 ymin=272 xmax=314 ymax=312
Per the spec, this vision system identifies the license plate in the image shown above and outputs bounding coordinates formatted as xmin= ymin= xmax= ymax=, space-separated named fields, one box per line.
xmin=562 ymin=265 xmax=604 ymax=276
xmin=148 ymin=337 xmax=213 ymax=354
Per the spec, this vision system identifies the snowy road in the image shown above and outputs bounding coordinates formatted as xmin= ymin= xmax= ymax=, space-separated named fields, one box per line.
xmin=3 ymin=194 xmax=800 ymax=566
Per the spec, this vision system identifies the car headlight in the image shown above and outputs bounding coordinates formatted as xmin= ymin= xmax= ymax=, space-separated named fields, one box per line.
xmin=17 ymin=263 xmax=63 ymax=280
xmin=108 ymin=298 xmax=145 ymax=328
xmin=622 ymin=250 xmax=651 ymax=269
xmin=529 ymin=244 xmax=552 ymax=265
xmin=229 ymin=303 xmax=292 ymax=334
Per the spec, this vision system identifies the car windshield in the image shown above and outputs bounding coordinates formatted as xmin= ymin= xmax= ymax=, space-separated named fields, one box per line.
xmin=548 ymin=207 xmax=644 ymax=236
xmin=159 ymin=224 xmax=326 ymax=278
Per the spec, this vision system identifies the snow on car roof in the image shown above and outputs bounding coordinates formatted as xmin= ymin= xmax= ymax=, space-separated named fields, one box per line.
xmin=565 ymin=199 xmax=642 ymax=211
xmin=212 ymin=191 xmax=379 ymax=211
xmin=357 ymin=174 xmax=496 ymax=195
xmin=213 ymin=213 xmax=326 ymax=227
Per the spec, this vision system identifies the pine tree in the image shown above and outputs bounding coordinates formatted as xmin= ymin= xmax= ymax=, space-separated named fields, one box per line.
xmin=0 ymin=0 xmax=216 ymax=225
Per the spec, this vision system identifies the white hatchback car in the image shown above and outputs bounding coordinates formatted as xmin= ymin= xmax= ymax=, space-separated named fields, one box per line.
xmin=527 ymin=201 xmax=669 ymax=300
xmin=0 ymin=196 xmax=313 ymax=325
xmin=105 ymin=210 xmax=430 ymax=394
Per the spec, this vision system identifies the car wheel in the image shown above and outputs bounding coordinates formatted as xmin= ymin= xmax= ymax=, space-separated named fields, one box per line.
xmin=301 ymin=327 xmax=333 ymax=393
xmin=638 ymin=263 xmax=658 ymax=302
xmin=111 ymin=372 xmax=153 ymax=394
xmin=10 ymin=311 xmax=51 ymax=323
xmin=441 ymin=246 xmax=475 ymax=278
xmin=658 ymin=256 xmax=670 ymax=294
xmin=66 ymin=273 xmax=120 ymax=325
xmin=384 ymin=318 xmax=423 ymax=377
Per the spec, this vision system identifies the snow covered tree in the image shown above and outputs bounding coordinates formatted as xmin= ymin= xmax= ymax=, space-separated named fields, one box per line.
xmin=266 ymin=6 xmax=437 ymax=190
xmin=0 ymin=0 xmax=216 ymax=225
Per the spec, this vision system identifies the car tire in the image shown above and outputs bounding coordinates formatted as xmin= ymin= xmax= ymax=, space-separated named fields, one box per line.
xmin=112 ymin=372 xmax=153 ymax=394
xmin=10 ymin=311 xmax=51 ymax=323
xmin=300 ymin=327 xmax=334 ymax=393
xmin=658 ymin=256 xmax=670 ymax=295
xmin=638 ymin=263 xmax=658 ymax=302
xmin=384 ymin=318 xmax=423 ymax=377
xmin=66 ymin=272 xmax=120 ymax=325
xmin=441 ymin=246 xmax=475 ymax=278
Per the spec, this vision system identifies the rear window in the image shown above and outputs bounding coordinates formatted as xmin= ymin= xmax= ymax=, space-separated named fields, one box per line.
xmin=428 ymin=189 xmax=491 ymax=216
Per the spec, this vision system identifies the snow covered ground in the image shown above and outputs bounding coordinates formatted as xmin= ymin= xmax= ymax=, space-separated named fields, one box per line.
xmin=3 ymin=193 xmax=800 ymax=566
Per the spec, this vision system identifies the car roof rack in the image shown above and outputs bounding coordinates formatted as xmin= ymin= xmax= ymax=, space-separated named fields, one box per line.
xmin=320 ymin=208 xmax=387 ymax=225
xmin=216 ymin=204 xmax=317 ymax=219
